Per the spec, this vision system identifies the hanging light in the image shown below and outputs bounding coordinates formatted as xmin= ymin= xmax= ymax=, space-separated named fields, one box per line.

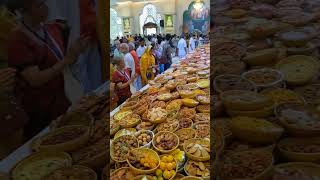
xmin=193 ymin=0 xmax=203 ymax=10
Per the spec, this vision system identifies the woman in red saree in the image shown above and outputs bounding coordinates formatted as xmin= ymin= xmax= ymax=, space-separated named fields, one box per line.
xmin=7 ymin=0 xmax=89 ymax=139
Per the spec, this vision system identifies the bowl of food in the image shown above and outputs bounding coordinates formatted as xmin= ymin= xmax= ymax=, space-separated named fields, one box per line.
xmin=278 ymin=137 xmax=320 ymax=162
xmin=153 ymin=131 xmax=179 ymax=153
xmin=31 ymin=125 xmax=90 ymax=152
xmin=156 ymin=119 xmax=179 ymax=133
xmin=229 ymin=116 xmax=284 ymax=144
xmin=111 ymin=135 xmax=139 ymax=162
xmin=45 ymin=165 xmax=97 ymax=180
xmin=155 ymin=154 xmax=178 ymax=180
xmin=110 ymin=120 xmax=120 ymax=136
xmin=158 ymin=93 xmax=173 ymax=102
xmin=135 ymin=130 xmax=154 ymax=148
xmin=127 ymin=148 xmax=160 ymax=174
xmin=242 ymin=48 xmax=278 ymax=66
xmin=261 ymin=88 xmax=305 ymax=105
xmin=176 ymin=128 xmax=196 ymax=148
xmin=220 ymin=90 xmax=273 ymax=111
xmin=272 ymin=162 xmax=320 ymax=179
xmin=166 ymin=99 xmax=183 ymax=113
xmin=195 ymin=95 xmax=210 ymax=105
xmin=114 ymin=110 xmax=133 ymax=122
xmin=194 ymin=122 xmax=210 ymax=139
xmin=11 ymin=151 xmax=72 ymax=180
xmin=71 ymin=139 xmax=108 ymax=170
xmin=221 ymin=150 xmax=273 ymax=180
xmin=51 ymin=111 xmax=94 ymax=129
xmin=121 ymin=101 xmax=139 ymax=111
xmin=178 ymin=118 xmax=193 ymax=129
xmin=196 ymin=105 xmax=209 ymax=113
xmin=184 ymin=160 xmax=210 ymax=179
xmin=147 ymin=107 xmax=167 ymax=124
xmin=194 ymin=113 xmax=210 ymax=123
xmin=182 ymin=99 xmax=199 ymax=108
xmin=136 ymin=121 xmax=155 ymax=131
xmin=275 ymin=103 xmax=320 ymax=136
xmin=184 ymin=139 xmax=210 ymax=161
xmin=276 ymin=55 xmax=319 ymax=85
xmin=110 ymin=167 xmax=136 ymax=180
xmin=214 ymin=74 xmax=257 ymax=94
xmin=196 ymin=79 xmax=210 ymax=89
xmin=118 ymin=113 xmax=141 ymax=128
xmin=278 ymin=30 xmax=311 ymax=47
xmin=242 ymin=68 xmax=284 ymax=89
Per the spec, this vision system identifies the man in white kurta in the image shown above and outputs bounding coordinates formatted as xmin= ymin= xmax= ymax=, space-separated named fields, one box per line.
xmin=177 ymin=35 xmax=187 ymax=58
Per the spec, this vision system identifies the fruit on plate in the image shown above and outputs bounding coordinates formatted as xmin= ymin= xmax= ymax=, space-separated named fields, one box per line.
xmin=184 ymin=160 xmax=210 ymax=178
xmin=110 ymin=168 xmax=136 ymax=180
xmin=136 ymin=130 xmax=153 ymax=147
xmin=222 ymin=150 xmax=273 ymax=179
xmin=170 ymin=149 xmax=185 ymax=165
xmin=147 ymin=107 xmax=167 ymax=124
xmin=156 ymin=155 xmax=177 ymax=180
xmin=182 ymin=98 xmax=199 ymax=108
xmin=127 ymin=149 xmax=159 ymax=170
xmin=185 ymin=139 xmax=210 ymax=160
xmin=153 ymin=131 xmax=179 ymax=152
xmin=45 ymin=165 xmax=97 ymax=180
xmin=230 ymin=116 xmax=284 ymax=144
xmin=111 ymin=135 xmax=138 ymax=162
xmin=261 ymin=88 xmax=305 ymax=105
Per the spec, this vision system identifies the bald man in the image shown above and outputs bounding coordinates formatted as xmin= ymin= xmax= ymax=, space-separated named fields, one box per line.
xmin=120 ymin=43 xmax=136 ymax=93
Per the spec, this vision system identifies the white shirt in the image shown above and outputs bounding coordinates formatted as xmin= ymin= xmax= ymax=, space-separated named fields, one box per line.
xmin=189 ymin=37 xmax=196 ymax=52
xmin=177 ymin=38 xmax=187 ymax=58
xmin=136 ymin=46 xmax=146 ymax=58
xmin=124 ymin=52 xmax=136 ymax=76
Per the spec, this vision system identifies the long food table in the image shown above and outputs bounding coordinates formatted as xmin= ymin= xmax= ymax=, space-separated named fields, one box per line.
xmin=110 ymin=45 xmax=211 ymax=180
